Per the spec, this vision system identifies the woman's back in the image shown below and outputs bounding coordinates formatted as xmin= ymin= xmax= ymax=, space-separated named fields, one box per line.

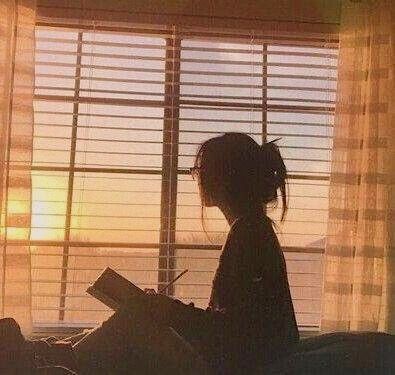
xmin=207 ymin=213 xmax=299 ymax=370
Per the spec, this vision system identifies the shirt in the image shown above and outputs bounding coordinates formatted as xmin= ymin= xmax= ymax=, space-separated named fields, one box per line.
xmin=170 ymin=214 xmax=299 ymax=374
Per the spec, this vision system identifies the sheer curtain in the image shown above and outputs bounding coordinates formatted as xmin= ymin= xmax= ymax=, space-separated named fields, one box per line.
xmin=0 ymin=0 xmax=36 ymax=334
xmin=322 ymin=0 xmax=395 ymax=333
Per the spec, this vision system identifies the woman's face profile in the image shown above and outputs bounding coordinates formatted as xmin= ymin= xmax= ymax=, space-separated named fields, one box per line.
xmin=197 ymin=171 xmax=215 ymax=207
xmin=192 ymin=162 xmax=217 ymax=208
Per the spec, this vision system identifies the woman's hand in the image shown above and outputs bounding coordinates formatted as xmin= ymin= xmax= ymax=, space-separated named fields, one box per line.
xmin=143 ymin=288 xmax=175 ymax=321
xmin=125 ymin=289 xmax=180 ymax=326
xmin=145 ymin=293 xmax=177 ymax=325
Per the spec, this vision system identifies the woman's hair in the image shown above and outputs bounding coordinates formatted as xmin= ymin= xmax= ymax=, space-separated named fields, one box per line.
xmin=194 ymin=132 xmax=288 ymax=220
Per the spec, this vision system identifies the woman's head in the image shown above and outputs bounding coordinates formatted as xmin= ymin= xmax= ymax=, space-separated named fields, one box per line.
xmin=192 ymin=132 xmax=288 ymax=220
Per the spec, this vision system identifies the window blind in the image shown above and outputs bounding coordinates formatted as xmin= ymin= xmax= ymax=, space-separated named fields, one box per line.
xmin=32 ymin=24 xmax=337 ymax=329
xmin=174 ymin=35 xmax=336 ymax=329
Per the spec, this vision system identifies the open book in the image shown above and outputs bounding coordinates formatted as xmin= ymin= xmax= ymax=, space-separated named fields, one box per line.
xmin=85 ymin=269 xmax=211 ymax=372
xmin=86 ymin=267 xmax=145 ymax=310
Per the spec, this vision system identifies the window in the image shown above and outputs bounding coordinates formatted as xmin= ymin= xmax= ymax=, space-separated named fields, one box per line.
xmin=33 ymin=24 xmax=337 ymax=330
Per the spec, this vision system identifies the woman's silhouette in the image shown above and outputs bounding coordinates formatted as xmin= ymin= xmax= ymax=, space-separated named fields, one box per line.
xmin=73 ymin=132 xmax=300 ymax=374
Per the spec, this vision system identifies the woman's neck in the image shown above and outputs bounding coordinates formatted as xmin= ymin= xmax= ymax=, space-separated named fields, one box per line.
xmin=218 ymin=202 xmax=263 ymax=226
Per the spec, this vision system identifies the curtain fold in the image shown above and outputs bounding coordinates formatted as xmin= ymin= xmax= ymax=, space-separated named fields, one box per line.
xmin=0 ymin=0 xmax=36 ymax=335
xmin=322 ymin=0 xmax=395 ymax=334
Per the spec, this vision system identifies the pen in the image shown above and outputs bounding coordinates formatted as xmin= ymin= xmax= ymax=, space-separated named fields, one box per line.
xmin=159 ymin=269 xmax=188 ymax=294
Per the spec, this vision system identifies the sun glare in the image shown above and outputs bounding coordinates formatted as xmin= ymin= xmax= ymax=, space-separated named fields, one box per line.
xmin=31 ymin=200 xmax=65 ymax=241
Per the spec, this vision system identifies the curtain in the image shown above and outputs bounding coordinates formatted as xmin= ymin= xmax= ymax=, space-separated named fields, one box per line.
xmin=322 ymin=0 xmax=395 ymax=333
xmin=0 ymin=0 xmax=36 ymax=335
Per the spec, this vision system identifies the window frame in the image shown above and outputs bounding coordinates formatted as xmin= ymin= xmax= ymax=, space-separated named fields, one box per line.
xmin=31 ymin=22 xmax=335 ymax=331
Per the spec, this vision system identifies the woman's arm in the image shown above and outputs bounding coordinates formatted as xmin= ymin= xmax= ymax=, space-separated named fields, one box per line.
xmin=146 ymin=216 xmax=298 ymax=368
xmin=148 ymin=217 xmax=284 ymax=342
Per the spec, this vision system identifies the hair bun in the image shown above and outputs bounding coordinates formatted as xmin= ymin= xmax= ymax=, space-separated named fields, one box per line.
xmin=260 ymin=139 xmax=288 ymax=219
xmin=261 ymin=140 xmax=285 ymax=178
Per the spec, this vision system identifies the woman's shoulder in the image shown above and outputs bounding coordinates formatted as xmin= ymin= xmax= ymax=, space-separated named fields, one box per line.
xmin=225 ymin=214 xmax=279 ymax=256
xmin=224 ymin=213 xmax=284 ymax=272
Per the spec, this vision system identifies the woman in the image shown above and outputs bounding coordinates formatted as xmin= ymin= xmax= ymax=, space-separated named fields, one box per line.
xmin=169 ymin=132 xmax=300 ymax=372
xmin=73 ymin=132 xmax=300 ymax=374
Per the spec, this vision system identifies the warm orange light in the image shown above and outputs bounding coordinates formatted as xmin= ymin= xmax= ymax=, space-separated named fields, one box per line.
xmin=6 ymin=200 xmax=29 ymax=240
xmin=31 ymin=199 xmax=66 ymax=241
